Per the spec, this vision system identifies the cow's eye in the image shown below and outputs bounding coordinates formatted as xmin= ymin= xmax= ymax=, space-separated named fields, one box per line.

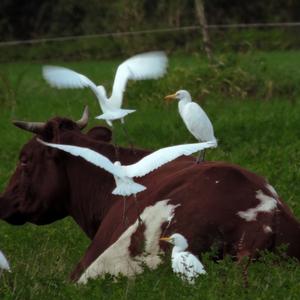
xmin=20 ymin=157 xmax=28 ymax=167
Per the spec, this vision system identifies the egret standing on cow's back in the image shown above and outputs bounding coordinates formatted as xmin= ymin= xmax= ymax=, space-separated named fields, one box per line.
xmin=165 ymin=90 xmax=217 ymax=162
xmin=160 ymin=233 xmax=206 ymax=284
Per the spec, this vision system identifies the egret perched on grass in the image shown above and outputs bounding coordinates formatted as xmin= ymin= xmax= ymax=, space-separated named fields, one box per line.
xmin=42 ymin=51 xmax=168 ymax=128
xmin=160 ymin=233 xmax=206 ymax=284
xmin=165 ymin=90 xmax=217 ymax=162
xmin=37 ymin=139 xmax=216 ymax=221
xmin=0 ymin=250 xmax=11 ymax=273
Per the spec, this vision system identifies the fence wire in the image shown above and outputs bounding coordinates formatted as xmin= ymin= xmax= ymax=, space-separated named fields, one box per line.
xmin=1 ymin=22 xmax=300 ymax=47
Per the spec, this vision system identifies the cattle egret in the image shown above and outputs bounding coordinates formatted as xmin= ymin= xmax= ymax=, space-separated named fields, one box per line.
xmin=165 ymin=89 xmax=217 ymax=162
xmin=0 ymin=250 xmax=11 ymax=273
xmin=160 ymin=233 xmax=206 ymax=283
xmin=37 ymin=139 xmax=216 ymax=197
xmin=42 ymin=51 xmax=168 ymax=127
xmin=38 ymin=139 xmax=215 ymax=223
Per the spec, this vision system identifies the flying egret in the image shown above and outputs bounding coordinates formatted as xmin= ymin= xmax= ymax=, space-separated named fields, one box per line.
xmin=165 ymin=89 xmax=217 ymax=162
xmin=0 ymin=250 xmax=11 ymax=273
xmin=37 ymin=139 xmax=216 ymax=221
xmin=160 ymin=233 xmax=206 ymax=284
xmin=37 ymin=139 xmax=216 ymax=196
xmin=42 ymin=51 xmax=168 ymax=128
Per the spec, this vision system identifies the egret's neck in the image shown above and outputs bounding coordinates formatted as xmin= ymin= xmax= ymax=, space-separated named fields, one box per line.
xmin=172 ymin=246 xmax=185 ymax=256
xmin=96 ymin=86 xmax=110 ymax=111
xmin=178 ymin=98 xmax=190 ymax=116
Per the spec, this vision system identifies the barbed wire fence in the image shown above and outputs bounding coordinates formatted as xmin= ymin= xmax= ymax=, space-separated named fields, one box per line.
xmin=1 ymin=22 xmax=300 ymax=47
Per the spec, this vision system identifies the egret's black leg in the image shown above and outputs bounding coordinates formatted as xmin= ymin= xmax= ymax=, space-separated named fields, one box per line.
xmin=122 ymin=196 xmax=129 ymax=226
xmin=111 ymin=129 xmax=120 ymax=160
xmin=133 ymin=194 xmax=143 ymax=224
xmin=121 ymin=123 xmax=136 ymax=154
xmin=196 ymin=150 xmax=205 ymax=163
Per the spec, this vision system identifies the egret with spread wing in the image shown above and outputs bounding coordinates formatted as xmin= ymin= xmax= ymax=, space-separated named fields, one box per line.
xmin=165 ymin=90 xmax=217 ymax=162
xmin=160 ymin=233 xmax=206 ymax=284
xmin=37 ymin=138 xmax=216 ymax=197
xmin=38 ymin=138 xmax=215 ymax=222
xmin=42 ymin=51 xmax=168 ymax=127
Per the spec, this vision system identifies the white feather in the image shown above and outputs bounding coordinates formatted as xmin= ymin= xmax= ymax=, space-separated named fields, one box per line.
xmin=42 ymin=51 xmax=168 ymax=126
xmin=42 ymin=65 xmax=109 ymax=111
xmin=181 ymin=102 xmax=215 ymax=142
xmin=95 ymin=109 xmax=136 ymax=122
xmin=0 ymin=250 xmax=11 ymax=272
xmin=37 ymin=139 xmax=124 ymax=178
xmin=37 ymin=139 xmax=216 ymax=197
xmin=42 ymin=65 xmax=97 ymax=91
xmin=110 ymin=51 xmax=168 ymax=108
xmin=168 ymin=90 xmax=217 ymax=143
xmin=124 ymin=140 xmax=217 ymax=178
xmin=172 ymin=251 xmax=206 ymax=284
xmin=112 ymin=177 xmax=146 ymax=196
xmin=161 ymin=233 xmax=206 ymax=284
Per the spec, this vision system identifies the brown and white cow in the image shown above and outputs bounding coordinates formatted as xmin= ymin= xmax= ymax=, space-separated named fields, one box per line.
xmin=0 ymin=107 xmax=299 ymax=283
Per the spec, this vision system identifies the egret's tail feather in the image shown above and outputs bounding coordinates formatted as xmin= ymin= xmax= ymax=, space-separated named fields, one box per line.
xmin=112 ymin=181 xmax=146 ymax=197
xmin=208 ymin=139 xmax=218 ymax=148
xmin=95 ymin=109 xmax=135 ymax=122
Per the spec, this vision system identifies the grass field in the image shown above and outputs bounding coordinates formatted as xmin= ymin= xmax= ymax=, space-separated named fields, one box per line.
xmin=1 ymin=51 xmax=300 ymax=299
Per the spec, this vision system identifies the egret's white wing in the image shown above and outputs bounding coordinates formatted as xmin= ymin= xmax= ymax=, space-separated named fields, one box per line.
xmin=0 ymin=250 xmax=10 ymax=271
xmin=182 ymin=102 xmax=215 ymax=142
xmin=172 ymin=252 xmax=206 ymax=283
xmin=184 ymin=253 xmax=206 ymax=275
xmin=37 ymin=139 xmax=123 ymax=177
xmin=110 ymin=51 xmax=168 ymax=108
xmin=42 ymin=65 xmax=100 ymax=94
xmin=125 ymin=141 xmax=217 ymax=178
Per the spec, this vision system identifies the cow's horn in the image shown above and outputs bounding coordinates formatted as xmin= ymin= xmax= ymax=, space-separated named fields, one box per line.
xmin=76 ymin=106 xmax=89 ymax=129
xmin=12 ymin=120 xmax=46 ymax=134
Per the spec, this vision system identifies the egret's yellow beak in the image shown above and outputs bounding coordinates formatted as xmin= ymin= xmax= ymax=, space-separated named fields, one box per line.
xmin=160 ymin=236 xmax=172 ymax=242
xmin=164 ymin=93 xmax=177 ymax=101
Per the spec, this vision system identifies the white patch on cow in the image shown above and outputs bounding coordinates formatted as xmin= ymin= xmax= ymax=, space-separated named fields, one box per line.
xmin=215 ymin=180 xmax=220 ymax=184
xmin=265 ymin=183 xmax=279 ymax=199
xmin=78 ymin=199 xmax=180 ymax=284
xmin=263 ymin=225 xmax=273 ymax=233
xmin=237 ymin=190 xmax=277 ymax=222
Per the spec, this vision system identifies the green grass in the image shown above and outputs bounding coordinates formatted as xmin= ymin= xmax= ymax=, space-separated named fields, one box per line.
xmin=1 ymin=51 xmax=300 ymax=299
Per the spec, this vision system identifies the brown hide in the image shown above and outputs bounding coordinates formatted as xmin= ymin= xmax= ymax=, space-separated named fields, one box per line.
xmin=71 ymin=160 xmax=300 ymax=281
xmin=1 ymin=113 xmax=300 ymax=283
xmin=0 ymin=117 xmax=148 ymax=237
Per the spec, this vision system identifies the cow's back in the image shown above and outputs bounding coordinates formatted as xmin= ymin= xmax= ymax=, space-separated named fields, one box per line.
xmin=105 ymin=161 xmax=275 ymax=255
xmin=74 ymin=160 xmax=300 ymax=282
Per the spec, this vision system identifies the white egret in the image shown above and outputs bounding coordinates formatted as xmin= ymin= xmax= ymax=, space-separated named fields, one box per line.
xmin=38 ymin=138 xmax=215 ymax=222
xmin=37 ymin=139 xmax=216 ymax=197
xmin=42 ymin=51 xmax=168 ymax=127
xmin=0 ymin=250 xmax=11 ymax=273
xmin=165 ymin=90 xmax=217 ymax=162
xmin=160 ymin=233 xmax=206 ymax=284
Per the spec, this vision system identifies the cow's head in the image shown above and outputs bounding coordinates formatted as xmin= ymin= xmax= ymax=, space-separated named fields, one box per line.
xmin=0 ymin=107 xmax=110 ymax=225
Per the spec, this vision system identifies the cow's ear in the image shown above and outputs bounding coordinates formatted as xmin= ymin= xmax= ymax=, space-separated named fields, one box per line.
xmin=39 ymin=122 xmax=61 ymax=143
xmin=86 ymin=126 xmax=112 ymax=143
xmin=36 ymin=122 xmax=62 ymax=158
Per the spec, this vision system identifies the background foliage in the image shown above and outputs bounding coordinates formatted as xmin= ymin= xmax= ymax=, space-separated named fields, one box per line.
xmin=1 ymin=0 xmax=300 ymax=62
xmin=1 ymin=52 xmax=300 ymax=299
xmin=1 ymin=0 xmax=300 ymax=40
xmin=1 ymin=1 xmax=300 ymax=299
